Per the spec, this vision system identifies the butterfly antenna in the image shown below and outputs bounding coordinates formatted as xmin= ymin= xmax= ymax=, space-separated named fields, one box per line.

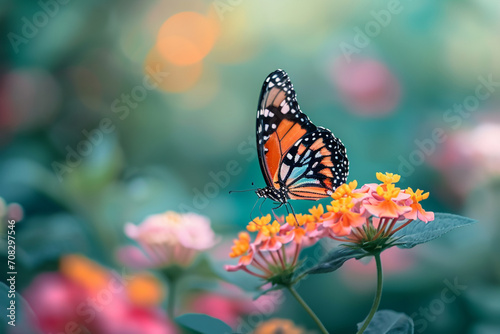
xmin=229 ymin=186 xmax=258 ymax=194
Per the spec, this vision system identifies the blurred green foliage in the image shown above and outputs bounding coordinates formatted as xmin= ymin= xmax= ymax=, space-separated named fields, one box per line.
xmin=1 ymin=0 xmax=500 ymax=333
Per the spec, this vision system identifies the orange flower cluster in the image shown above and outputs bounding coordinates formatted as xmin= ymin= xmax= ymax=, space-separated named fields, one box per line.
xmin=226 ymin=173 xmax=434 ymax=279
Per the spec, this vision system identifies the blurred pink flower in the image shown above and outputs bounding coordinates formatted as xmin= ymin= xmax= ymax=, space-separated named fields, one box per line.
xmin=331 ymin=57 xmax=401 ymax=116
xmin=190 ymin=283 xmax=282 ymax=327
xmin=0 ymin=198 xmax=23 ymax=222
xmin=341 ymin=247 xmax=416 ymax=289
xmin=93 ymin=296 xmax=177 ymax=334
xmin=117 ymin=245 xmax=158 ymax=270
xmin=23 ymin=259 xmax=178 ymax=334
xmin=0 ymin=198 xmax=23 ymax=234
xmin=123 ymin=211 xmax=217 ymax=268
xmin=23 ymin=273 xmax=87 ymax=334
xmin=0 ymin=68 xmax=60 ymax=139
xmin=429 ymin=120 xmax=500 ymax=196
xmin=191 ymin=293 xmax=245 ymax=327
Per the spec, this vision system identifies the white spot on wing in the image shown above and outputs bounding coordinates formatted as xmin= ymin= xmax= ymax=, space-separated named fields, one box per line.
xmin=282 ymin=104 xmax=290 ymax=114
xmin=280 ymin=164 xmax=290 ymax=180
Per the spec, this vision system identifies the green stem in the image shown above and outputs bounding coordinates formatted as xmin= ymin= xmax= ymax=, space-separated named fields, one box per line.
xmin=167 ymin=278 xmax=177 ymax=319
xmin=286 ymin=286 xmax=329 ymax=334
xmin=356 ymin=253 xmax=383 ymax=334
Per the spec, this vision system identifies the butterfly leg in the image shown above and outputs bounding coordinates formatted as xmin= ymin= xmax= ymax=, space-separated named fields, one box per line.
xmin=271 ymin=202 xmax=284 ymax=222
xmin=283 ymin=203 xmax=292 ymax=224
xmin=258 ymin=198 xmax=267 ymax=217
xmin=287 ymin=202 xmax=299 ymax=225
xmin=249 ymin=197 xmax=261 ymax=221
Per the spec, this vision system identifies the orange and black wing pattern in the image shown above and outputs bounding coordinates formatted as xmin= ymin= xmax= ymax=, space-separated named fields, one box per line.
xmin=256 ymin=69 xmax=349 ymax=200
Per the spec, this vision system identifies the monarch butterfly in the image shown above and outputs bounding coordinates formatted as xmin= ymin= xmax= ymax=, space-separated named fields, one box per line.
xmin=255 ymin=69 xmax=349 ymax=209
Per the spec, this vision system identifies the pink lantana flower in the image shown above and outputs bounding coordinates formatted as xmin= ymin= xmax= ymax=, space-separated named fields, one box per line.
xmin=323 ymin=197 xmax=367 ymax=236
xmin=323 ymin=172 xmax=434 ymax=244
xmin=225 ymin=212 xmax=323 ymax=282
xmin=404 ymin=188 xmax=435 ymax=223
xmin=225 ymin=172 xmax=435 ymax=282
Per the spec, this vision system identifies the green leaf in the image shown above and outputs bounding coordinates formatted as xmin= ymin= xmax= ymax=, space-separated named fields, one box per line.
xmin=357 ymin=310 xmax=414 ymax=334
xmin=303 ymin=246 xmax=368 ymax=275
xmin=16 ymin=214 xmax=93 ymax=269
xmin=175 ymin=313 xmax=233 ymax=334
xmin=394 ymin=213 xmax=477 ymax=249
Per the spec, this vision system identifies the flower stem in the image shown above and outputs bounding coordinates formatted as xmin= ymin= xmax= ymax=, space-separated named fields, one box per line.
xmin=281 ymin=244 xmax=288 ymax=267
xmin=167 ymin=277 xmax=177 ymax=319
xmin=277 ymin=249 xmax=286 ymax=269
xmin=356 ymin=253 xmax=383 ymax=334
xmin=286 ymin=286 xmax=329 ymax=334
xmin=390 ymin=219 xmax=413 ymax=235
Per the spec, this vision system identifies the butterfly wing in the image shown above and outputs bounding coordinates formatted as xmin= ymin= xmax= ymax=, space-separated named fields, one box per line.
xmin=256 ymin=69 xmax=349 ymax=199
xmin=256 ymin=69 xmax=316 ymax=188
xmin=281 ymin=127 xmax=349 ymax=200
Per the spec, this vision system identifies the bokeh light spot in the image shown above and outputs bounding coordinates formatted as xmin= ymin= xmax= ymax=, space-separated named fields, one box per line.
xmin=60 ymin=255 xmax=109 ymax=292
xmin=331 ymin=57 xmax=401 ymax=117
xmin=156 ymin=11 xmax=219 ymax=66
xmin=0 ymin=68 xmax=60 ymax=134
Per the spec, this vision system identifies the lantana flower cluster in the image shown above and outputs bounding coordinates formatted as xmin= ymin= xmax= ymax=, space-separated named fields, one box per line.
xmin=225 ymin=172 xmax=434 ymax=281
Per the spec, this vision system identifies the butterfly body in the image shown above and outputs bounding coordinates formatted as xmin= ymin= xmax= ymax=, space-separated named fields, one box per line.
xmin=255 ymin=184 xmax=289 ymax=203
xmin=255 ymin=69 xmax=349 ymax=204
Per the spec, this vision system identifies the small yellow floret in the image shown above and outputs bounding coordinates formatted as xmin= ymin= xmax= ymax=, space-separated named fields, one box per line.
xmin=331 ymin=180 xmax=358 ymax=200
xmin=327 ymin=196 xmax=355 ymax=213
xmin=376 ymin=183 xmax=401 ymax=201
xmin=261 ymin=221 xmax=281 ymax=237
xmin=286 ymin=213 xmax=311 ymax=227
xmin=406 ymin=187 xmax=429 ymax=203
xmin=247 ymin=214 xmax=272 ymax=232
xmin=376 ymin=172 xmax=401 ymax=185
xmin=229 ymin=232 xmax=251 ymax=258
xmin=308 ymin=204 xmax=324 ymax=220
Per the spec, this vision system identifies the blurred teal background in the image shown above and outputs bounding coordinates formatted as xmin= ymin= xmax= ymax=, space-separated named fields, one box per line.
xmin=1 ymin=0 xmax=500 ymax=333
